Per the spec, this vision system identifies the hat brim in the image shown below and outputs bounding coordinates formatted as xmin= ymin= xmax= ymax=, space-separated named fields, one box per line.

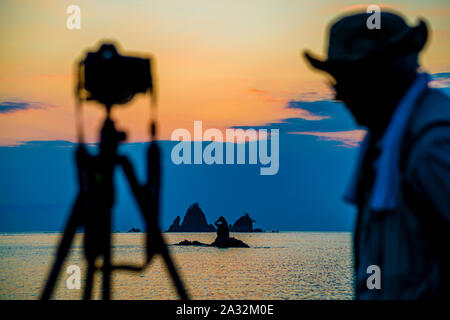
xmin=303 ymin=51 xmax=331 ymax=72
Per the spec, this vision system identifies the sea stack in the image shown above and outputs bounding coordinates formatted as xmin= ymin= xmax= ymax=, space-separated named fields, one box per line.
xmin=230 ymin=212 xmax=256 ymax=232
xmin=167 ymin=203 xmax=216 ymax=232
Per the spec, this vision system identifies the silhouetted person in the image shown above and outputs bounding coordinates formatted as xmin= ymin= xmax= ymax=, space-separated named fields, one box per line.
xmin=304 ymin=11 xmax=450 ymax=299
xmin=215 ymin=216 xmax=230 ymax=242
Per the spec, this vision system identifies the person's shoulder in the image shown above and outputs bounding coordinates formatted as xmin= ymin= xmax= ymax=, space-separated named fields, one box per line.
xmin=404 ymin=89 xmax=450 ymax=167
xmin=420 ymin=88 xmax=450 ymax=108
xmin=409 ymin=88 xmax=450 ymax=139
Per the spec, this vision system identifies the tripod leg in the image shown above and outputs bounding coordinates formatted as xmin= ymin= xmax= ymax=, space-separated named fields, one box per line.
xmin=83 ymin=259 xmax=95 ymax=300
xmin=119 ymin=153 xmax=189 ymax=299
xmin=102 ymin=216 xmax=112 ymax=300
xmin=41 ymin=196 xmax=83 ymax=300
xmin=157 ymin=232 xmax=189 ymax=300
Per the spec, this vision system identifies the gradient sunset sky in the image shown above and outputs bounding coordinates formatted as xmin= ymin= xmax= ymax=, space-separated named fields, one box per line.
xmin=0 ymin=1 xmax=449 ymax=232
xmin=1 ymin=0 xmax=449 ymax=146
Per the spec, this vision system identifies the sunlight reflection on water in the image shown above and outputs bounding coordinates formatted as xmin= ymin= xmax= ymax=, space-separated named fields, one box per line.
xmin=0 ymin=232 xmax=354 ymax=300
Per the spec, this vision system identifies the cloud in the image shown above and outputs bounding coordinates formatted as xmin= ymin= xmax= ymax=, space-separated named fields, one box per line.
xmin=237 ymin=72 xmax=450 ymax=147
xmin=286 ymin=100 xmax=345 ymax=121
xmin=291 ymin=108 xmax=330 ymax=120
xmin=11 ymin=140 xmax=102 ymax=149
xmin=235 ymin=99 xmax=357 ymax=133
xmin=232 ymin=97 xmax=365 ymax=147
xmin=290 ymin=130 xmax=367 ymax=148
xmin=0 ymin=100 xmax=56 ymax=114
xmin=248 ymin=88 xmax=268 ymax=94
xmin=16 ymin=140 xmax=76 ymax=148
xmin=430 ymin=72 xmax=450 ymax=88
xmin=429 ymin=73 xmax=450 ymax=98
xmin=247 ymin=88 xmax=289 ymax=106
xmin=247 ymin=87 xmax=335 ymax=107
xmin=296 ymin=91 xmax=334 ymax=102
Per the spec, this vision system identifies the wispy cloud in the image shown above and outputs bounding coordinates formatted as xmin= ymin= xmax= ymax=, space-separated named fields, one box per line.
xmin=238 ymin=72 xmax=450 ymax=147
xmin=16 ymin=140 xmax=76 ymax=148
xmin=296 ymin=91 xmax=335 ymax=102
xmin=10 ymin=140 xmax=101 ymax=149
xmin=430 ymin=72 xmax=450 ymax=88
xmin=0 ymin=100 xmax=57 ymax=114
xmin=233 ymin=99 xmax=359 ymax=139
xmin=247 ymin=88 xmax=289 ymax=106
xmin=290 ymin=130 xmax=367 ymax=148
xmin=248 ymin=88 xmax=268 ymax=94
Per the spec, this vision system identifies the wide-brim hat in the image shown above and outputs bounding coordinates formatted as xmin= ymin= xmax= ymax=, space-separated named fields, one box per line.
xmin=304 ymin=11 xmax=428 ymax=74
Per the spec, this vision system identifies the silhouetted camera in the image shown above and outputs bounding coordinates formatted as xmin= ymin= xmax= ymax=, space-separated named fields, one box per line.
xmin=81 ymin=43 xmax=153 ymax=106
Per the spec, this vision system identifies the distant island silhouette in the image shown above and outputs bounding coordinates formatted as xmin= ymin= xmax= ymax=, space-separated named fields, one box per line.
xmin=167 ymin=203 xmax=216 ymax=232
xmin=167 ymin=203 xmax=264 ymax=233
xmin=230 ymin=212 xmax=264 ymax=232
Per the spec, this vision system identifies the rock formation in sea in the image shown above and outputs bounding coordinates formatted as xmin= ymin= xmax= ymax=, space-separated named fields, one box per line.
xmin=167 ymin=203 xmax=216 ymax=232
xmin=230 ymin=212 xmax=257 ymax=232
xmin=210 ymin=236 xmax=250 ymax=248
xmin=171 ymin=207 xmax=251 ymax=248
xmin=167 ymin=216 xmax=182 ymax=232
xmin=174 ymin=237 xmax=249 ymax=248
xmin=128 ymin=227 xmax=141 ymax=232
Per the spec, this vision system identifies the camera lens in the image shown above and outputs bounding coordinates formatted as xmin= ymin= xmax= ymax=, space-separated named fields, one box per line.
xmin=102 ymin=49 xmax=113 ymax=60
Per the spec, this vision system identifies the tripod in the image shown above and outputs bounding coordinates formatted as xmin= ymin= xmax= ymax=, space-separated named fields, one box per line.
xmin=41 ymin=109 xmax=189 ymax=300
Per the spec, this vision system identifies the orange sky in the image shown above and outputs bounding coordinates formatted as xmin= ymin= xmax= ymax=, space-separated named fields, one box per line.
xmin=0 ymin=0 xmax=449 ymax=145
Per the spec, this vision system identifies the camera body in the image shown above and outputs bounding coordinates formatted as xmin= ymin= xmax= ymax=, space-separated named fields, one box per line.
xmin=82 ymin=43 xmax=153 ymax=106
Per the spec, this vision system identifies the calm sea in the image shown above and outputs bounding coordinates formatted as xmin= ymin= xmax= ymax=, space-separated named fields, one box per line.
xmin=0 ymin=232 xmax=354 ymax=300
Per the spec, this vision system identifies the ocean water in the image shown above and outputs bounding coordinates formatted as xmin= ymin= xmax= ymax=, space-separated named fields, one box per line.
xmin=0 ymin=232 xmax=354 ymax=300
